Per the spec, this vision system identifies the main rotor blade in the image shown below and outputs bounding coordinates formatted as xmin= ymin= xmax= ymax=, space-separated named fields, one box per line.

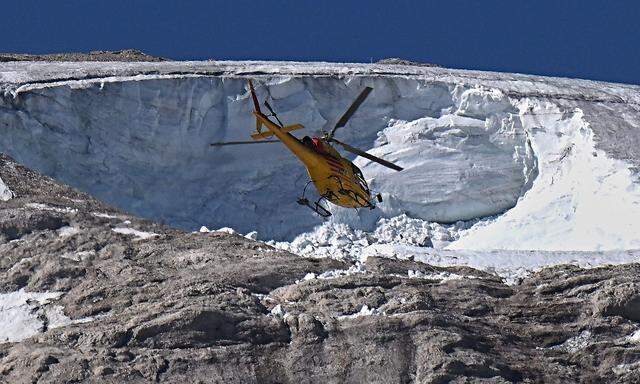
xmin=248 ymin=80 xmax=261 ymax=114
xmin=329 ymin=138 xmax=403 ymax=172
xmin=210 ymin=140 xmax=280 ymax=146
xmin=330 ymin=87 xmax=373 ymax=137
xmin=263 ymin=100 xmax=283 ymax=127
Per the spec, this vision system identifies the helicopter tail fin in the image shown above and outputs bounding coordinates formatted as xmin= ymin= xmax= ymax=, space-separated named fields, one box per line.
xmin=251 ymin=123 xmax=304 ymax=140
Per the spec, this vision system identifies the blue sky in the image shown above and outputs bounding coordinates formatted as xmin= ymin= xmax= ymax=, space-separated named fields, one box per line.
xmin=2 ymin=1 xmax=639 ymax=84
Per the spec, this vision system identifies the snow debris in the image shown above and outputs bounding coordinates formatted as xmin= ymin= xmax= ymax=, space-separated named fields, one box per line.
xmin=300 ymin=273 xmax=317 ymax=282
xmin=46 ymin=305 xmax=94 ymax=329
xmin=271 ymin=216 xmax=471 ymax=261
xmin=244 ymin=231 xmax=258 ymax=240
xmin=57 ymin=226 xmax=80 ymax=237
xmin=318 ymin=263 xmax=367 ymax=279
xmin=0 ymin=289 xmax=61 ymax=308
xmin=626 ymin=329 xmax=640 ymax=343
xmin=405 ymin=270 xmax=472 ymax=282
xmin=199 ymin=226 xmax=245 ymax=236
xmin=270 ymin=304 xmax=285 ymax=316
xmin=0 ymin=300 xmax=56 ymax=342
xmin=361 ymin=245 xmax=640 ymax=285
xmin=295 ymin=264 xmax=474 ymax=286
xmin=338 ymin=305 xmax=378 ymax=320
xmin=112 ymin=227 xmax=159 ymax=240
xmin=550 ymin=331 xmax=592 ymax=353
xmin=7 ymin=257 xmax=34 ymax=274
xmin=296 ymin=264 xmax=367 ymax=284
xmin=612 ymin=362 xmax=640 ymax=376
xmin=270 ymin=304 xmax=290 ymax=320
xmin=25 ymin=203 xmax=77 ymax=214
xmin=60 ymin=250 xmax=95 ymax=262
xmin=0 ymin=177 xmax=14 ymax=201
xmin=214 ymin=227 xmax=237 ymax=235
xmin=92 ymin=212 xmax=120 ymax=219
xmin=251 ymin=292 xmax=269 ymax=301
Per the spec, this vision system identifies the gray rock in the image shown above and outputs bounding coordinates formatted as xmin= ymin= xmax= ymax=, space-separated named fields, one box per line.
xmin=0 ymin=49 xmax=166 ymax=62
xmin=1 ymin=153 xmax=640 ymax=383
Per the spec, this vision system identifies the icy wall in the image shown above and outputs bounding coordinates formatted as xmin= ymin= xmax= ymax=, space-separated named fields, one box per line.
xmin=0 ymin=72 xmax=533 ymax=240
xmin=1 ymin=61 xmax=640 ymax=251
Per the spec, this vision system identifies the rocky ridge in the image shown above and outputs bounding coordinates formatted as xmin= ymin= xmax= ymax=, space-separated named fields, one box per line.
xmin=0 ymin=49 xmax=166 ymax=63
xmin=0 ymin=153 xmax=639 ymax=383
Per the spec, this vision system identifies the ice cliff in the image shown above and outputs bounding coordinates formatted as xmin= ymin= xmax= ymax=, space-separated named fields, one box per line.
xmin=1 ymin=61 xmax=640 ymax=251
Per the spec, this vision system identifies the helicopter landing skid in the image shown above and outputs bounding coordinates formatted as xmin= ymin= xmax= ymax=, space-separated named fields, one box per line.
xmin=297 ymin=197 xmax=332 ymax=218
xmin=297 ymin=180 xmax=332 ymax=218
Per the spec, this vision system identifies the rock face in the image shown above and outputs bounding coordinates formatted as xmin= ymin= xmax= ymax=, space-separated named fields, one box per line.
xmin=1 ymin=153 xmax=640 ymax=383
xmin=0 ymin=49 xmax=166 ymax=62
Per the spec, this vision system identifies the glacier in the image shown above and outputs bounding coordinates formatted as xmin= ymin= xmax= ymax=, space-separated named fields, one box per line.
xmin=2 ymin=60 xmax=640 ymax=281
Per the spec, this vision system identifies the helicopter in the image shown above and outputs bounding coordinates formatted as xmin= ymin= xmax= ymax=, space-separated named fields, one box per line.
xmin=210 ymin=80 xmax=403 ymax=217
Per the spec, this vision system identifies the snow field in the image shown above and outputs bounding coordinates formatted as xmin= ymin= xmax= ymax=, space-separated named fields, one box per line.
xmin=450 ymin=100 xmax=640 ymax=251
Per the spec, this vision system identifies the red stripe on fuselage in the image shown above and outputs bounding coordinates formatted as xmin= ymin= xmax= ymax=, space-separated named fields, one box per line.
xmin=325 ymin=155 xmax=343 ymax=165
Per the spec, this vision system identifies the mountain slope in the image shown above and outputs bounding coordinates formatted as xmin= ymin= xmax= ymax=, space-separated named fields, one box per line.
xmin=1 ymin=154 xmax=640 ymax=383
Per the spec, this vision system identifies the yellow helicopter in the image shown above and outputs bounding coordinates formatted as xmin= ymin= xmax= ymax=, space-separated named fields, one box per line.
xmin=211 ymin=80 xmax=403 ymax=217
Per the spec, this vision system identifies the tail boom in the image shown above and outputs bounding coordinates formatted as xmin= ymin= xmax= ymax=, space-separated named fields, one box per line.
xmin=253 ymin=112 xmax=317 ymax=166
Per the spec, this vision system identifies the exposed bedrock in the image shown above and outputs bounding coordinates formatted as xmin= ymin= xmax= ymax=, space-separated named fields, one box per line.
xmin=0 ymin=75 xmax=534 ymax=240
xmin=1 ymin=154 xmax=640 ymax=383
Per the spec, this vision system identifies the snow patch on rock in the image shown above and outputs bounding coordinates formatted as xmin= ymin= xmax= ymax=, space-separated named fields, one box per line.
xmin=0 ymin=176 xmax=13 ymax=201
xmin=298 ymin=263 xmax=367 ymax=283
xmin=92 ymin=212 xmax=120 ymax=219
xmin=405 ymin=270 xmax=472 ymax=282
xmin=25 ymin=203 xmax=77 ymax=214
xmin=214 ymin=227 xmax=237 ymax=235
xmin=362 ymin=245 xmax=640 ymax=285
xmin=60 ymin=250 xmax=96 ymax=262
xmin=57 ymin=226 xmax=80 ymax=237
xmin=112 ymin=227 xmax=158 ymax=240
xmin=0 ymin=289 xmax=93 ymax=343
xmin=626 ymin=329 xmax=640 ymax=343
xmin=550 ymin=331 xmax=592 ymax=353
xmin=338 ymin=304 xmax=378 ymax=319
